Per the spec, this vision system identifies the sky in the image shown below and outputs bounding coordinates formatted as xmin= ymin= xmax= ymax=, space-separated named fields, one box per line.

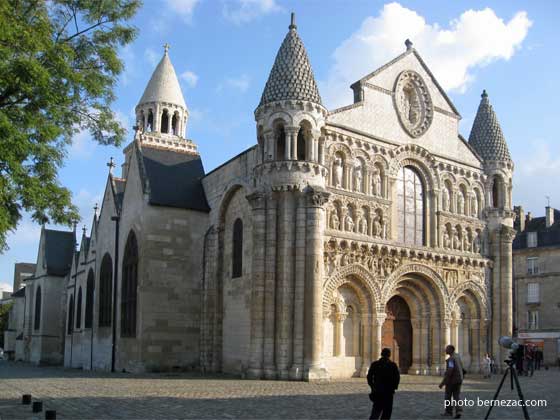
xmin=1 ymin=0 xmax=558 ymax=290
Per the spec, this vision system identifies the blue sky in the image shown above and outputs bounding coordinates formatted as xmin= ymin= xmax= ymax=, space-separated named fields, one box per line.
xmin=1 ymin=0 xmax=558 ymax=289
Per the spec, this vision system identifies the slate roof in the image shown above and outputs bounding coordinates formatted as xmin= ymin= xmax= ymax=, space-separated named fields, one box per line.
xmin=513 ymin=208 xmax=560 ymax=249
xmin=140 ymin=147 xmax=209 ymax=212
xmin=259 ymin=17 xmax=322 ymax=107
xmin=112 ymin=177 xmax=126 ymax=213
xmin=138 ymin=49 xmax=187 ymax=110
xmin=43 ymin=229 xmax=75 ymax=276
xmin=468 ymin=90 xmax=511 ymax=162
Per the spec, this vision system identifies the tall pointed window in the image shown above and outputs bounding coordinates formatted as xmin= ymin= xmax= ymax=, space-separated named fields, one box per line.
xmin=85 ymin=269 xmax=94 ymax=328
xmin=232 ymin=218 xmax=243 ymax=278
xmin=396 ymin=166 xmax=425 ymax=246
xmin=121 ymin=231 xmax=138 ymax=337
xmin=34 ymin=286 xmax=42 ymax=330
xmin=99 ymin=254 xmax=113 ymax=327
xmin=161 ymin=109 xmax=170 ymax=133
xmin=76 ymin=287 xmax=83 ymax=329
xmin=67 ymin=295 xmax=74 ymax=335
xmin=297 ymin=129 xmax=306 ymax=161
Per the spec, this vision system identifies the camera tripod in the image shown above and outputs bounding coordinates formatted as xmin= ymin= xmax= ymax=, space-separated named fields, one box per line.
xmin=484 ymin=358 xmax=530 ymax=420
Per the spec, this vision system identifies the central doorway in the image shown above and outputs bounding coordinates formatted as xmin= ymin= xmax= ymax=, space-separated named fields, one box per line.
xmin=382 ymin=296 xmax=412 ymax=373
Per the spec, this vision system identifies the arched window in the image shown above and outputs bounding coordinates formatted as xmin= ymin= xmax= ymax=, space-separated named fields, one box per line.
xmin=276 ymin=126 xmax=286 ymax=160
xmin=121 ymin=231 xmax=138 ymax=337
xmin=297 ymin=129 xmax=306 ymax=161
xmin=232 ymin=218 xmax=243 ymax=278
xmin=85 ymin=269 xmax=94 ymax=329
xmin=161 ymin=109 xmax=169 ymax=133
xmin=147 ymin=110 xmax=154 ymax=131
xmin=99 ymin=253 xmax=113 ymax=327
xmin=396 ymin=166 xmax=425 ymax=246
xmin=76 ymin=287 xmax=82 ymax=329
xmin=67 ymin=295 xmax=74 ymax=335
xmin=34 ymin=286 xmax=41 ymax=330
xmin=492 ymin=178 xmax=500 ymax=208
xmin=171 ymin=112 xmax=179 ymax=135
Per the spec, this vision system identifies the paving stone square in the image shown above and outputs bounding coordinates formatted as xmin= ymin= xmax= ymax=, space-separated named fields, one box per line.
xmin=1 ymin=361 xmax=559 ymax=419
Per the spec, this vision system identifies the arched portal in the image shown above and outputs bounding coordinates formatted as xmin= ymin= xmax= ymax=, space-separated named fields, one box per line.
xmin=382 ymin=296 xmax=412 ymax=373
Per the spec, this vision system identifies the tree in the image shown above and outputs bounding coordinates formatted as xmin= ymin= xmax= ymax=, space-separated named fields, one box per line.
xmin=0 ymin=302 xmax=13 ymax=348
xmin=0 ymin=0 xmax=141 ymax=252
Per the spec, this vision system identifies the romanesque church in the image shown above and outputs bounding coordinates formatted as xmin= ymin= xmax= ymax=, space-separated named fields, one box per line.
xmin=7 ymin=15 xmax=516 ymax=380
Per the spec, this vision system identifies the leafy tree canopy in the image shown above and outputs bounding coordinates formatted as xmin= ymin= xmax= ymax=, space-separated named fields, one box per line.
xmin=0 ymin=0 xmax=141 ymax=252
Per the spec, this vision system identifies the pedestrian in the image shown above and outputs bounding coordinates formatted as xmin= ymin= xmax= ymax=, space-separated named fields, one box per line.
xmin=483 ymin=353 xmax=492 ymax=379
xmin=367 ymin=348 xmax=400 ymax=420
xmin=535 ymin=349 xmax=543 ymax=370
xmin=526 ymin=346 xmax=535 ymax=377
xmin=439 ymin=344 xmax=464 ymax=419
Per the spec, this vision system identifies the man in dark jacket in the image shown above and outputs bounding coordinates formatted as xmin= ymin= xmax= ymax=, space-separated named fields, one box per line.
xmin=439 ymin=344 xmax=464 ymax=418
xmin=367 ymin=348 xmax=400 ymax=420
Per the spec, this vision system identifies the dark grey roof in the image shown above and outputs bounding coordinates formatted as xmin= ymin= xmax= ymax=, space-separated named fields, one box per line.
xmin=513 ymin=208 xmax=560 ymax=249
xmin=112 ymin=177 xmax=125 ymax=213
xmin=12 ymin=287 xmax=26 ymax=298
xmin=141 ymin=147 xmax=210 ymax=212
xmin=468 ymin=90 xmax=511 ymax=162
xmin=259 ymin=19 xmax=322 ymax=107
xmin=43 ymin=229 xmax=75 ymax=276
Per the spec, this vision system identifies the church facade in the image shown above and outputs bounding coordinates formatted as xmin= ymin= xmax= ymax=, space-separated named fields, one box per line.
xmin=15 ymin=16 xmax=516 ymax=381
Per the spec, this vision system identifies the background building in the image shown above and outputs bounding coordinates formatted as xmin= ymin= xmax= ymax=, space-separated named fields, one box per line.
xmin=513 ymin=205 xmax=560 ymax=366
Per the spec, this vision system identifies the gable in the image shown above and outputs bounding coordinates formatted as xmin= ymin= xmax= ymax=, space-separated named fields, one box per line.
xmin=328 ymin=49 xmax=480 ymax=167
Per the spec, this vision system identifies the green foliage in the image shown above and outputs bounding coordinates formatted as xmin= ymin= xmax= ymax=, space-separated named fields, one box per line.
xmin=0 ymin=0 xmax=141 ymax=252
xmin=0 ymin=302 xmax=13 ymax=347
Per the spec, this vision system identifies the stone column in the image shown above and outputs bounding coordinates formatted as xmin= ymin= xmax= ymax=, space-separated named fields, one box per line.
xmin=289 ymin=193 xmax=306 ymax=380
xmin=419 ymin=319 xmax=430 ymax=374
xmin=318 ymin=138 xmax=325 ymax=165
xmin=410 ymin=318 xmax=422 ymax=374
xmin=451 ymin=319 xmax=459 ymax=349
xmin=500 ymin=226 xmax=515 ymax=340
xmin=470 ymin=319 xmax=480 ymax=373
xmin=334 ymin=313 xmax=346 ymax=357
xmin=290 ymin=128 xmax=298 ymax=160
xmin=275 ymin=192 xmax=295 ymax=379
xmin=343 ymin=165 xmax=351 ymax=190
xmin=154 ymin=104 xmax=161 ymax=132
xmin=246 ymin=192 xmax=267 ymax=379
xmin=285 ymin=130 xmax=292 ymax=160
xmin=303 ymin=187 xmax=330 ymax=381
xmin=360 ymin=314 xmax=372 ymax=377
xmin=263 ymin=193 xmax=278 ymax=379
xmin=490 ymin=230 xmax=502 ymax=366
xmin=373 ymin=314 xmax=386 ymax=361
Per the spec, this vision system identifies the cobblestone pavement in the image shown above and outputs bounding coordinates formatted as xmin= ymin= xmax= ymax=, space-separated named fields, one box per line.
xmin=1 ymin=361 xmax=559 ymax=419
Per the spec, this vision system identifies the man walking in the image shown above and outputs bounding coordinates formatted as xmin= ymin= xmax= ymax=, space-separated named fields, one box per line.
xmin=367 ymin=348 xmax=400 ymax=420
xmin=439 ymin=344 xmax=464 ymax=419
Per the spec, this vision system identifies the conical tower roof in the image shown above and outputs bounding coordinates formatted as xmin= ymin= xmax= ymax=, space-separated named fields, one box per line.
xmin=138 ymin=45 xmax=186 ymax=110
xmin=259 ymin=14 xmax=322 ymax=107
xmin=468 ymin=90 xmax=511 ymax=162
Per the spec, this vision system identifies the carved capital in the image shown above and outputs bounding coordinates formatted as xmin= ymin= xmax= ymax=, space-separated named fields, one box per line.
xmin=500 ymin=225 xmax=517 ymax=243
xmin=246 ymin=192 xmax=266 ymax=210
xmin=305 ymin=187 xmax=330 ymax=208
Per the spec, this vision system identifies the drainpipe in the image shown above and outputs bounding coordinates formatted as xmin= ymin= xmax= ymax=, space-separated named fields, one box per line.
xmin=111 ymin=215 xmax=120 ymax=372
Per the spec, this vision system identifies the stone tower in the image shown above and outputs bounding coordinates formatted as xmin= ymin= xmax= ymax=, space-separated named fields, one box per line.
xmin=122 ymin=45 xmax=198 ymax=176
xmin=469 ymin=90 xmax=515 ymax=365
xmin=248 ymin=13 xmax=330 ymax=381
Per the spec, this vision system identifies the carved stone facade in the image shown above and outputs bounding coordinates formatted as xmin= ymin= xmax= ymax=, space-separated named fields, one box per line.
xmin=14 ymin=18 xmax=516 ymax=380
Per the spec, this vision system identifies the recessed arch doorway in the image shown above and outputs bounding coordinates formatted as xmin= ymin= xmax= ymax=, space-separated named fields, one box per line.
xmin=382 ymin=295 xmax=412 ymax=373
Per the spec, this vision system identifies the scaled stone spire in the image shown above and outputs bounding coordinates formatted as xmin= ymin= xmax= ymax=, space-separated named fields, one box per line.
xmin=138 ymin=45 xmax=187 ymax=110
xmin=259 ymin=13 xmax=322 ymax=107
xmin=468 ymin=90 xmax=511 ymax=162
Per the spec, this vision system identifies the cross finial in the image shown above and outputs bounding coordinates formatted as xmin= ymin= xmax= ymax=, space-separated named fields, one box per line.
xmin=93 ymin=203 xmax=99 ymax=217
xmin=481 ymin=89 xmax=488 ymax=98
xmin=405 ymin=39 xmax=413 ymax=51
xmin=82 ymin=225 xmax=87 ymax=236
xmin=546 ymin=195 xmax=550 ymax=207
xmin=163 ymin=43 xmax=170 ymax=54
xmin=289 ymin=12 xmax=297 ymax=30
xmin=107 ymin=157 xmax=116 ymax=175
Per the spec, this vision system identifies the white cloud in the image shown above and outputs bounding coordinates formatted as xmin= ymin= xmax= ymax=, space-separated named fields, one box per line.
xmin=217 ymin=74 xmax=251 ymax=93
xmin=144 ymin=48 xmax=160 ymax=67
xmin=164 ymin=0 xmax=199 ymax=23
xmin=322 ymin=2 xmax=532 ymax=108
xmin=180 ymin=70 xmax=199 ymax=88
xmin=69 ymin=130 xmax=96 ymax=159
xmin=0 ymin=282 xmax=12 ymax=293
xmin=223 ymin=0 xmax=282 ymax=25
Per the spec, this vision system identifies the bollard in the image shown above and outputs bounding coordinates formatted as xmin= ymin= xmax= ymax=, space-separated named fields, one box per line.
xmin=45 ymin=410 xmax=57 ymax=419
xmin=32 ymin=401 xmax=43 ymax=413
xmin=22 ymin=394 xmax=32 ymax=405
